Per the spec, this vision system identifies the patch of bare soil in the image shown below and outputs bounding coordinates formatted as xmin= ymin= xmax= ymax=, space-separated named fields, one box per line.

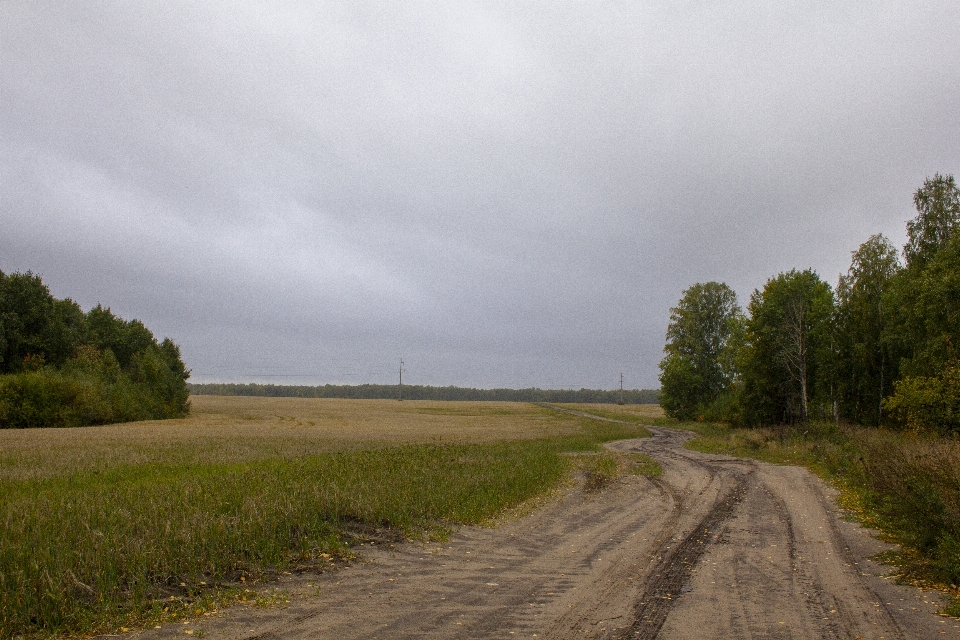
xmin=122 ymin=423 xmax=960 ymax=639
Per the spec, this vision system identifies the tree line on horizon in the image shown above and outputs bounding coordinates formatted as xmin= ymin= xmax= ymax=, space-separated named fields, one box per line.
xmin=0 ymin=271 xmax=190 ymax=428
xmin=659 ymin=173 xmax=960 ymax=432
xmin=188 ymin=382 xmax=660 ymax=404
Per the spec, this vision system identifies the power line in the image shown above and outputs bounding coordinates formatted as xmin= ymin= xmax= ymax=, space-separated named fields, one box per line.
xmin=398 ymin=359 xmax=404 ymax=401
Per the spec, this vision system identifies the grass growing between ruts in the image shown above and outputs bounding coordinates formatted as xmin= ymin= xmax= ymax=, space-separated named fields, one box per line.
xmin=678 ymin=418 xmax=960 ymax=615
xmin=0 ymin=399 xmax=650 ymax=639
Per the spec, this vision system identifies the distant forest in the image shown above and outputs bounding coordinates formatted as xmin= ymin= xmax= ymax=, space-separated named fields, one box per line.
xmin=188 ymin=382 xmax=660 ymax=404
xmin=0 ymin=271 xmax=190 ymax=428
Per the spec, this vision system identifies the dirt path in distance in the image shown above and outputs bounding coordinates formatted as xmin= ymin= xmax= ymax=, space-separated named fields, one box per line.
xmin=127 ymin=422 xmax=960 ymax=639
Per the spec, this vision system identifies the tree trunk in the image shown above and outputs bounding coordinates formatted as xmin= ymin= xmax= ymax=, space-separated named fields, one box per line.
xmin=780 ymin=295 xmax=809 ymax=423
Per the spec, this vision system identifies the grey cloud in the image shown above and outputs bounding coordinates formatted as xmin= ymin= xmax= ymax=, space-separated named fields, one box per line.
xmin=3 ymin=1 xmax=959 ymax=388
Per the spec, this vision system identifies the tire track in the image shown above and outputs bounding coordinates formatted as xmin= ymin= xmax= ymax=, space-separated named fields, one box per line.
xmin=617 ymin=470 xmax=752 ymax=639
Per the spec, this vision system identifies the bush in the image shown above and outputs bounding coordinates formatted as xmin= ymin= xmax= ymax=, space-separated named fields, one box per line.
xmin=883 ymin=360 xmax=960 ymax=434
xmin=0 ymin=369 xmax=74 ymax=427
xmin=858 ymin=432 xmax=960 ymax=583
xmin=0 ymin=346 xmax=189 ymax=429
xmin=0 ymin=270 xmax=189 ymax=428
xmin=700 ymin=388 xmax=744 ymax=425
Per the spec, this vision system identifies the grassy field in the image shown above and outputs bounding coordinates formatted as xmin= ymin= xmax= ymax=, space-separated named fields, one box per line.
xmin=0 ymin=397 xmax=654 ymax=638
xmin=0 ymin=397 xmax=598 ymax=481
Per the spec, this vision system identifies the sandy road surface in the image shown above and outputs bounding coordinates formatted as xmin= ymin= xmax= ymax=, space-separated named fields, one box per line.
xmin=130 ymin=421 xmax=960 ymax=639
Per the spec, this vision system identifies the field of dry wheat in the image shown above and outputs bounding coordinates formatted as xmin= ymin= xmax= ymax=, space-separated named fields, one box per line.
xmin=0 ymin=397 xmax=599 ymax=481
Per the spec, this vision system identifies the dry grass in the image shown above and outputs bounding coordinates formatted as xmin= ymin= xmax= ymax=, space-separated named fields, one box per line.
xmin=0 ymin=397 xmax=587 ymax=481
xmin=555 ymin=403 xmax=666 ymax=423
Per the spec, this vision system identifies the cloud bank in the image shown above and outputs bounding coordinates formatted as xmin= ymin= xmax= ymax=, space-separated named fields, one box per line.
xmin=3 ymin=1 xmax=959 ymax=388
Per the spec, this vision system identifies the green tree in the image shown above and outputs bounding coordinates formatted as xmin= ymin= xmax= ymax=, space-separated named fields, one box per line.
xmin=658 ymin=282 xmax=742 ymax=420
xmin=0 ymin=270 xmax=191 ymax=428
xmin=0 ymin=271 xmax=89 ymax=373
xmin=885 ymin=174 xmax=960 ymax=382
xmin=741 ymin=270 xmax=834 ymax=425
xmin=86 ymin=305 xmax=155 ymax=369
xmin=835 ymin=234 xmax=901 ymax=424
xmin=0 ymin=271 xmax=58 ymax=373
xmin=904 ymin=173 xmax=960 ymax=270
xmin=891 ymin=233 xmax=960 ymax=379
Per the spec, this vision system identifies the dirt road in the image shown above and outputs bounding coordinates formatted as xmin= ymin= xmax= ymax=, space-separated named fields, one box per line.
xmin=133 ymin=423 xmax=960 ymax=639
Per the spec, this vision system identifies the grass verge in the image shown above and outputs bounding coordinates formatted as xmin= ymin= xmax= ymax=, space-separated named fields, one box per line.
xmin=0 ymin=403 xmax=648 ymax=639
xmin=676 ymin=418 xmax=960 ymax=614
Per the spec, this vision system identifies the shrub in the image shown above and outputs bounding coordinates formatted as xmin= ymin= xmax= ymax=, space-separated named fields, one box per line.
xmin=0 ymin=346 xmax=189 ymax=428
xmin=858 ymin=432 xmax=960 ymax=583
xmin=883 ymin=360 xmax=960 ymax=434
xmin=0 ymin=270 xmax=189 ymax=428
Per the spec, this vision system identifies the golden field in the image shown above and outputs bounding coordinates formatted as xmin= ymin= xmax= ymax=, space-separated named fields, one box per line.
xmin=0 ymin=396 xmax=602 ymax=481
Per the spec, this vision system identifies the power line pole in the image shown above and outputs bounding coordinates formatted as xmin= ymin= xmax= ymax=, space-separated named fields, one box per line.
xmin=398 ymin=359 xmax=404 ymax=401
xmin=619 ymin=372 xmax=625 ymax=405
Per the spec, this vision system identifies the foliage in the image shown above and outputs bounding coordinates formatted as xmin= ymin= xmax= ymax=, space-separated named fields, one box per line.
xmin=740 ymin=269 xmax=834 ymax=425
xmin=658 ymin=282 xmax=743 ymax=420
xmin=904 ymin=173 xmax=960 ymax=270
xmin=834 ymin=234 xmax=901 ymax=425
xmin=889 ymin=231 xmax=960 ymax=382
xmin=659 ymin=172 xmax=960 ymax=432
xmin=0 ymin=270 xmax=189 ymax=428
xmin=0 ymin=271 xmax=86 ymax=373
xmin=883 ymin=360 xmax=960 ymax=435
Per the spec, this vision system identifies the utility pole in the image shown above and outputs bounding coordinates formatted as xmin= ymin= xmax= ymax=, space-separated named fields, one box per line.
xmin=619 ymin=372 xmax=625 ymax=405
xmin=398 ymin=359 xmax=404 ymax=401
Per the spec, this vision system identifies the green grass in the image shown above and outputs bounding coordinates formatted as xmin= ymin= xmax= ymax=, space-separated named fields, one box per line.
xmin=622 ymin=452 xmax=662 ymax=477
xmin=575 ymin=449 xmax=661 ymax=493
xmin=944 ymin=598 xmax=960 ymax=618
xmin=676 ymin=418 xmax=960 ymax=614
xmin=0 ymin=407 xmax=649 ymax=639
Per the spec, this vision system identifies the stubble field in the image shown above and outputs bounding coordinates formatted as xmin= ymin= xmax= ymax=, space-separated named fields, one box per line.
xmin=0 ymin=397 xmax=656 ymax=638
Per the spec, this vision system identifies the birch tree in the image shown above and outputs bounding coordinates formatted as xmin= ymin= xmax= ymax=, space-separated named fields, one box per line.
xmin=658 ymin=282 xmax=742 ymax=420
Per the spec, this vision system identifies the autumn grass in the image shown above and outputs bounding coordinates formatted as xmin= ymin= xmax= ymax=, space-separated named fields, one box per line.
xmin=555 ymin=403 xmax=667 ymax=425
xmin=0 ymin=398 xmax=651 ymax=639
xmin=0 ymin=397 xmax=588 ymax=482
xmin=678 ymin=418 xmax=960 ymax=613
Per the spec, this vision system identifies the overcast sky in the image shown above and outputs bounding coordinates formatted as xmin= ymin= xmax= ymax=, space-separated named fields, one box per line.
xmin=2 ymin=2 xmax=958 ymax=389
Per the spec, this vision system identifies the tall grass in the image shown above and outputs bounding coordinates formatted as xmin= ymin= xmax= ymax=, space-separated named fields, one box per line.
xmin=682 ymin=420 xmax=960 ymax=591
xmin=0 ymin=404 xmax=647 ymax=638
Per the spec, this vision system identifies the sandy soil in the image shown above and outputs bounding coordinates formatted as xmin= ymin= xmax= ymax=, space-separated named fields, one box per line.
xmin=126 ymin=420 xmax=960 ymax=639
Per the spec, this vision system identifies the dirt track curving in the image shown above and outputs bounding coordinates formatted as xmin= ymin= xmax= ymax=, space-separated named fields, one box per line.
xmin=129 ymin=419 xmax=960 ymax=639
